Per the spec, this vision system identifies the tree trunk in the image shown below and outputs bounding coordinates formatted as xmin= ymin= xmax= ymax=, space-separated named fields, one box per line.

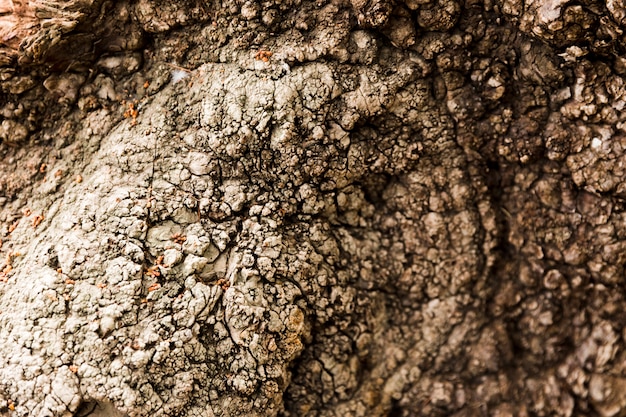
xmin=0 ymin=1 xmax=624 ymax=416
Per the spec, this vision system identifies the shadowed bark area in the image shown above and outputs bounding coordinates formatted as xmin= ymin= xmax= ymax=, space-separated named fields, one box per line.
xmin=0 ymin=1 xmax=625 ymax=416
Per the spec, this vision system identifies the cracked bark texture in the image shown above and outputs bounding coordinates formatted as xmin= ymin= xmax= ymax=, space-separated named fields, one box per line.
xmin=1 ymin=0 xmax=626 ymax=416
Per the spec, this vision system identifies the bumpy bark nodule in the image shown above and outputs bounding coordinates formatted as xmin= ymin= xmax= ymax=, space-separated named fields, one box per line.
xmin=1 ymin=1 xmax=625 ymax=416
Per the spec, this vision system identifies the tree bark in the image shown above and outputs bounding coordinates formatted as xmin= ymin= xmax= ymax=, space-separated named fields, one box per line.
xmin=0 ymin=1 xmax=624 ymax=416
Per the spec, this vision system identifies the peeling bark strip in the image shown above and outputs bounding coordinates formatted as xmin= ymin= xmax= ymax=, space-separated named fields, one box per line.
xmin=0 ymin=0 xmax=37 ymax=54
xmin=1 ymin=1 xmax=626 ymax=417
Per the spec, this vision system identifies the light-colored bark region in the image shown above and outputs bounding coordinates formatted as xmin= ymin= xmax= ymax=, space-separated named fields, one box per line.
xmin=1 ymin=1 xmax=626 ymax=417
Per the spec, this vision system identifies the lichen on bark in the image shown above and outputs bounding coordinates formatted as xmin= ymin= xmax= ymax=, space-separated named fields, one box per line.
xmin=1 ymin=1 xmax=626 ymax=417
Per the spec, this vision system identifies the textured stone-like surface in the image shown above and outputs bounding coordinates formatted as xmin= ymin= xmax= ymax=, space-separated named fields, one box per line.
xmin=1 ymin=1 xmax=626 ymax=417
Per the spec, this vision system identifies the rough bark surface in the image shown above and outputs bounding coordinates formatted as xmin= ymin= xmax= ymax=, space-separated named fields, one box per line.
xmin=0 ymin=1 xmax=625 ymax=416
